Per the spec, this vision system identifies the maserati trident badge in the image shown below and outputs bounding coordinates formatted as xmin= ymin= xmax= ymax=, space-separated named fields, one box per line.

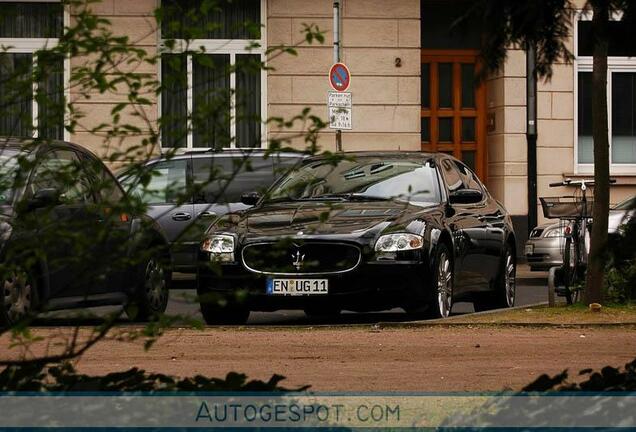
xmin=292 ymin=250 xmax=305 ymax=271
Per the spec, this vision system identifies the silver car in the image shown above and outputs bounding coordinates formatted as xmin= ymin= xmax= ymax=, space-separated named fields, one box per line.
xmin=525 ymin=222 xmax=565 ymax=271
xmin=609 ymin=195 xmax=635 ymax=235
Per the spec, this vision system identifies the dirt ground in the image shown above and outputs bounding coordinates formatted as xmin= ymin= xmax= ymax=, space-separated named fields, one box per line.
xmin=3 ymin=325 xmax=635 ymax=391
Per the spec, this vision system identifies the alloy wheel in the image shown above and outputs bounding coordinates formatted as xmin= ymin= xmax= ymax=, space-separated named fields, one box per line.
xmin=144 ymin=259 xmax=167 ymax=311
xmin=504 ymin=252 xmax=516 ymax=307
xmin=3 ymin=271 xmax=33 ymax=324
xmin=437 ymin=251 xmax=453 ymax=318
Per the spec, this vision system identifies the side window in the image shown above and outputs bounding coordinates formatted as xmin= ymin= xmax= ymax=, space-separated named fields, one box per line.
xmin=128 ymin=159 xmax=188 ymax=205
xmin=192 ymin=156 xmax=276 ymax=204
xmin=454 ymin=161 xmax=484 ymax=192
xmin=30 ymin=150 xmax=94 ymax=204
xmin=440 ymin=158 xmax=465 ymax=193
xmin=100 ymin=169 xmax=125 ymax=203
xmin=80 ymin=153 xmax=125 ymax=204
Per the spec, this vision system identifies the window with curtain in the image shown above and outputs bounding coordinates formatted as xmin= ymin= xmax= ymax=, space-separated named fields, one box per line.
xmin=0 ymin=1 xmax=64 ymax=140
xmin=160 ymin=0 xmax=263 ymax=150
xmin=576 ymin=17 xmax=636 ymax=169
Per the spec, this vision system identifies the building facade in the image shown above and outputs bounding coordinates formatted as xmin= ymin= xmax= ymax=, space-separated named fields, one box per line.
xmin=1 ymin=0 xmax=635 ymax=244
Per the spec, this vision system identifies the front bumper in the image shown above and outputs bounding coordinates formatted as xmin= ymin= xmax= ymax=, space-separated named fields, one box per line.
xmin=197 ymin=258 xmax=429 ymax=312
xmin=525 ymin=239 xmax=563 ymax=270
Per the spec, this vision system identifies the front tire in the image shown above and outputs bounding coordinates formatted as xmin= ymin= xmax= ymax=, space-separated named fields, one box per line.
xmin=0 ymin=265 xmax=39 ymax=328
xmin=126 ymin=256 xmax=170 ymax=322
xmin=474 ymin=244 xmax=516 ymax=311
xmin=426 ymin=244 xmax=453 ymax=319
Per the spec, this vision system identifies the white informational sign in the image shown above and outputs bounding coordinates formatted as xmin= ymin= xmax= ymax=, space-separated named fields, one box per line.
xmin=328 ymin=91 xmax=352 ymax=130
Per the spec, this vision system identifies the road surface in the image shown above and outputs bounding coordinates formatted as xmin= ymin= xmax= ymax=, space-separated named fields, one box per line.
xmin=36 ymin=266 xmax=549 ymax=326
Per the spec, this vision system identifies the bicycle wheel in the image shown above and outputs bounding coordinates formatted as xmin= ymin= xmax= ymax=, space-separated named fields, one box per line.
xmin=571 ymin=233 xmax=583 ymax=303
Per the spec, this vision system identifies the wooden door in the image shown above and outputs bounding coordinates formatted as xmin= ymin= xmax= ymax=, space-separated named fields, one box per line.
xmin=421 ymin=50 xmax=487 ymax=181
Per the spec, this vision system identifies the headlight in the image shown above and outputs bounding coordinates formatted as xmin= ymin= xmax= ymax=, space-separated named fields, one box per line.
xmin=201 ymin=235 xmax=235 ymax=262
xmin=375 ymin=233 xmax=424 ymax=252
xmin=544 ymin=228 xmax=563 ymax=238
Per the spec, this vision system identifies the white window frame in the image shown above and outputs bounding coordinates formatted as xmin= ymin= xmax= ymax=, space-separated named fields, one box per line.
xmin=574 ymin=10 xmax=636 ymax=174
xmin=158 ymin=0 xmax=267 ymax=151
xmin=0 ymin=0 xmax=70 ymax=141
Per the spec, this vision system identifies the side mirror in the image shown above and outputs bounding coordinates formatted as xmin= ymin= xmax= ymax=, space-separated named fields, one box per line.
xmin=241 ymin=191 xmax=261 ymax=206
xmin=449 ymin=189 xmax=482 ymax=205
xmin=28 ymin=188 xmax=62 ymax=210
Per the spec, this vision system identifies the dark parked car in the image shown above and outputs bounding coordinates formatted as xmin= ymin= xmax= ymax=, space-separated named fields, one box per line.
xmin=0 ymin=138 xmax=171 ymax=327
xmin=118 ymin=150 xmax=303 ymax=274
xmin=197 ymin=152 xmax=517 ymax=324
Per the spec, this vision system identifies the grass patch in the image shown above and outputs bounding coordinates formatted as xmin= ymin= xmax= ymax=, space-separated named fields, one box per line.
xmin=447 ymin=303 xmax=636 ymax=324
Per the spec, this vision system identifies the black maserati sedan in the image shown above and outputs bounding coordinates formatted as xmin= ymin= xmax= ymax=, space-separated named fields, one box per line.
xmin=197 ymin=152 xmax=517 ymax=324
xmin=0 ymin=138 xmax=171 ymax=327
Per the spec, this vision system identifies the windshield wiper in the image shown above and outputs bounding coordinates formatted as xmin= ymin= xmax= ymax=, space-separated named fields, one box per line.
xmin=266 ymin=193 xmax=393 ymax=203
xmin=294 ymin=194 xmax=349 ymax=201
xmin=347 ymin=193 xmax=392 ymax=201
xmin=303 ymin=193 xmax=391 ymax=202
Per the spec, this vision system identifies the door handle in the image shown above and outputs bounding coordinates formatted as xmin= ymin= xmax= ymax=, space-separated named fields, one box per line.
xmin=198 ymin=211 xmax=217 ymax=219
xmin=172 ymin=212 xmax=192 ymax=221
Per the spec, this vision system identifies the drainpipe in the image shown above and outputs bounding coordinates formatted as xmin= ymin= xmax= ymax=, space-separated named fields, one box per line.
xmin=333 ymin=0 xmax=342 ymax=152
xmin=526 ymin=44 xmax=538 ymax=235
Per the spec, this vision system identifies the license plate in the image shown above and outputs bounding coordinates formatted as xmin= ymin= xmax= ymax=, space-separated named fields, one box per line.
xmin=266 ymin=279 xmax=329 ymax=296
xmin=525 ymin=244 xmax=534 ymax=255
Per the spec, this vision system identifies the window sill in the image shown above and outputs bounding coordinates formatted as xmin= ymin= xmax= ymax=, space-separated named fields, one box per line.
xmin=564 ymin=173 xmax=636 ymax=185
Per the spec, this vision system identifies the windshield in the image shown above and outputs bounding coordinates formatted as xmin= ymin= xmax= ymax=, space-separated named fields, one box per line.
xmin=267 ymin=157 xmax=441 ymax=204
xmin=613 ymin=196 xmax=636 ymax=211
xmin=0 ymin=148 xmax=21 ymax=205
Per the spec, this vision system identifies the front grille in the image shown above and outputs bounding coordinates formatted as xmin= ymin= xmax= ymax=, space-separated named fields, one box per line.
xmin=241 ymin=241 xmax=362 ymax=275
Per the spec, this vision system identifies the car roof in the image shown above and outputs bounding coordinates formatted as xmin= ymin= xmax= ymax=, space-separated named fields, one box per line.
xmin=142 ymin=148 xmax=307 ymax=164
xmin=134 ymin=150 xmax=461 ymax=171
xmin=302 ymin=151 xmax=443 ymax=163
xmin=0 ymin=136 xmax=97 ymax=157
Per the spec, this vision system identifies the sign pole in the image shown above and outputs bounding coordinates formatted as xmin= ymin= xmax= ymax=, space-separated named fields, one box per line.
xmin=333 ymin=0 xmax=342 ymax=152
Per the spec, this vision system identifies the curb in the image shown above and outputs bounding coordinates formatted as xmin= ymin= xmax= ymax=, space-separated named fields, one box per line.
xmin=374 ymin=301 xmax=549 ymax=327
xmin=374 ymin=302 xmax=636 ymax=329
xmin=374 ymin=321 xmax=636 ymax=329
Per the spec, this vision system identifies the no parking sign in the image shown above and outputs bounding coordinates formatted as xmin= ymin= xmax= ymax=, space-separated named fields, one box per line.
xmin=329 ymin=63 xmax=351 ymax=92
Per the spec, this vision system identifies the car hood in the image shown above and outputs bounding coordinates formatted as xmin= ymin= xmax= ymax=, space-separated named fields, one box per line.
xmin=608 ymin=209 xmax=634 ymax=233
xmin=213 ymin=200 xmax=441 ymax=242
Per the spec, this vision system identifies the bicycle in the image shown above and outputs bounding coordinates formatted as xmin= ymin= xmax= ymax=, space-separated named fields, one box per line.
xmin=540 ymin=178 xmax=618 ymax=304
xmin=540 ymin=179 xmax=595 ymax=304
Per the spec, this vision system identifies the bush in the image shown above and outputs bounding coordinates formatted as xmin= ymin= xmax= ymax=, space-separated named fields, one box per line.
xmin=0 ymin=362 xmax=309 ymax=392
xmin=605 ymin=222 xmax=636 ymax=303
xmin=524 ymin=358 xmax=636 ymax=391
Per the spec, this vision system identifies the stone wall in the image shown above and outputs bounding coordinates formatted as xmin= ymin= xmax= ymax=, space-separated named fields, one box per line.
xmin=267 ymin=0 xmax=421 ymax=152
xmin=69 ymin=0 xmax=159 ymax=167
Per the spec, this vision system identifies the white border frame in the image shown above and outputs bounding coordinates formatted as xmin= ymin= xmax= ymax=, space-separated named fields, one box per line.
xmin=0 ymin=0 xmax=70 ymax=141
xmin=574 ymin=9 xmax=636 ymax=174
xmin=157 ymin=0 xmax=267 ymax=151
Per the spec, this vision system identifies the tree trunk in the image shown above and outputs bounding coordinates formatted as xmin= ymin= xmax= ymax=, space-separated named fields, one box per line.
xmin=585 ymin=1 xmax=610 ymax=304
